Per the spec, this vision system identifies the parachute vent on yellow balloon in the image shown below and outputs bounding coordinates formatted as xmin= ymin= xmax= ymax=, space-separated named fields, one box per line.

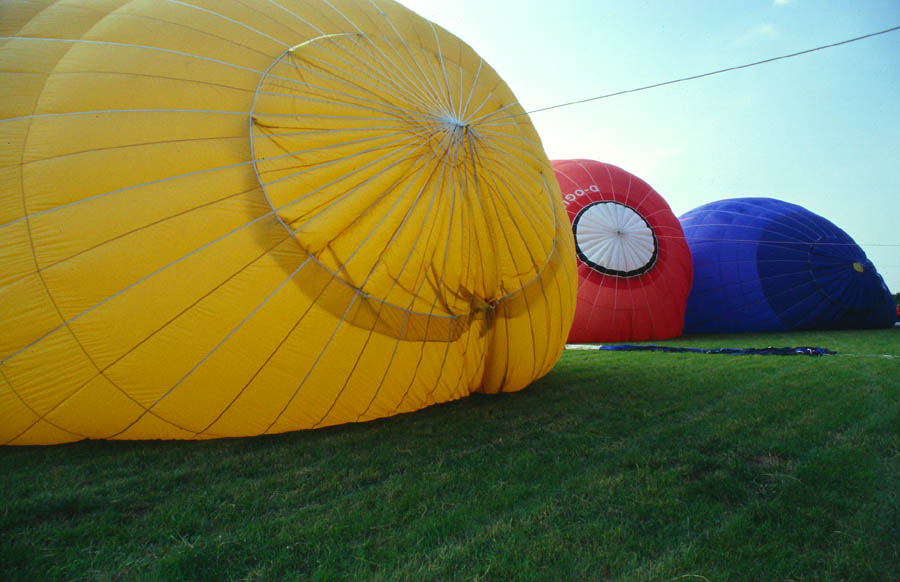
xmin=1 ymin=0 xmax=576 ymax=445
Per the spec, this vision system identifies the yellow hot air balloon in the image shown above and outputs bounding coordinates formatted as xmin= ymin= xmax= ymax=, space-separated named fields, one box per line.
xmin=0 ymin=0 xmax=575 ymax=444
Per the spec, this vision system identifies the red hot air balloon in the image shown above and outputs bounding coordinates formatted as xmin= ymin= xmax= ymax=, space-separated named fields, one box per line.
xmin=553 ymin=160 xmax=693 ymax=342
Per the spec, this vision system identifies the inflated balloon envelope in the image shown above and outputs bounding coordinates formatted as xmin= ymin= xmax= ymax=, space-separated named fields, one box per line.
xmin=553 ymin=159 xmax=693 ymax=342
xmin=680 ymin=197 xmax=895 ymax=333
xmin=0 ymin=0 xmax=577 ymax=444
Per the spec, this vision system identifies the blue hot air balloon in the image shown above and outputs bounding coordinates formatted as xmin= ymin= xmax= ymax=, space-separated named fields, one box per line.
xmin=680 ymin=197 xmax=895 ymax=333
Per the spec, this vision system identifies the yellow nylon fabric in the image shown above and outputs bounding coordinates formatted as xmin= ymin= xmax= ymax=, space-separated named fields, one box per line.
xmin=0 ymin=0 xmax=576 ymax=445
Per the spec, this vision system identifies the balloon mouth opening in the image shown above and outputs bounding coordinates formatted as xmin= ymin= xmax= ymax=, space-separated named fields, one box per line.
xmin=572 ymin=201 xmax=658 ymax=277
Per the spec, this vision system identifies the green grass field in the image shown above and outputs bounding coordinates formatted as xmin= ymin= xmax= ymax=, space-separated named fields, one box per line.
xmin=2 ymin=328 xmax=898 ymax=581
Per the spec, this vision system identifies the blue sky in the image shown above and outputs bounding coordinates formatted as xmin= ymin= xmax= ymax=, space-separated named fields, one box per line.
xmin=401 ymin=0 xmax=900 ymax=292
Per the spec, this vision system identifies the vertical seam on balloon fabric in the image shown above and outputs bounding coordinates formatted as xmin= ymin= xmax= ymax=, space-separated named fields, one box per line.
xmin=0 ymin=366 xmax=86 ymax=445
xmin=195 ymin=256 xmax=340 ymax=438
xmin=4 ymin=33 xmax=124 ymax=444
xmin=391 ymin=132 xmax=464 ymax=413
xmin=107 ymin=253 xmax=315 ymax=439
xmin=313 ymin=129 xmax=462 ymax=427
xmin=15 ymin=232 xmax=294 ymax=442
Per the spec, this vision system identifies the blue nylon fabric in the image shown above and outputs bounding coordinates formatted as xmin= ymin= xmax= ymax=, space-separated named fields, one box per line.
xmin=680 ymin=197 xmax=894 ymax=333
xmin=680 ymin=198 xmax=783 ymax=332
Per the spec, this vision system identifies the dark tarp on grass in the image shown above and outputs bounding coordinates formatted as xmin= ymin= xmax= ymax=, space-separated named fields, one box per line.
xmin=592 ymin=345 xmax=836 ymax=356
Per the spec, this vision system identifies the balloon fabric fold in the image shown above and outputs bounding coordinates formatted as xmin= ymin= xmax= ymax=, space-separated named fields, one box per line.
xmin=0 ymin=0 xmax=576 ymax=445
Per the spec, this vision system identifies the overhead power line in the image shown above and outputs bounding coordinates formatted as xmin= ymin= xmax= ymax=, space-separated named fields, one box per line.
xmin=520 ymin=25 xmax=900 ymax=117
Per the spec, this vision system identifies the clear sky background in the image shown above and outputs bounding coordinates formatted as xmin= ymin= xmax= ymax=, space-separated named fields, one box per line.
xmin=401 ymin=0 xmax=900 ymax=292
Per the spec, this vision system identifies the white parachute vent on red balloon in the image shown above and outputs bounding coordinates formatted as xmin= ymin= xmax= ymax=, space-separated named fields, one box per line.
xmin=572 ymin=200 xmax=658 ymax=277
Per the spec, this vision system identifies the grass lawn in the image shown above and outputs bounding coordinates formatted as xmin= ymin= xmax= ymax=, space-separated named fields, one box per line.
xmin=1 ymin=328 xmax=898 ymax=581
